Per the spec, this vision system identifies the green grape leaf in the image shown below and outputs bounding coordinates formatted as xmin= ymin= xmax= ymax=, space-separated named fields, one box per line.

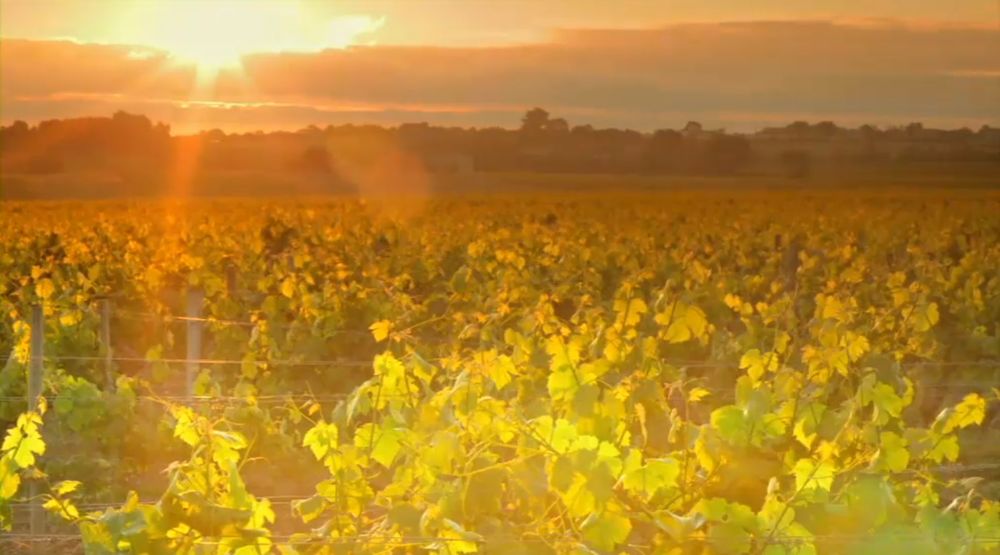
xmin=793 ymin=403 xmax=826 ymax=450
xmin=547 ymin=367 xmax=578 ymax=402
xmin=582 ymin=510 xmax=632 ymax=552
xmin=623 ymin=457 xmax=680 ymax=500
xmin=912 ymin=302 xmax=939 ymax=332
xmin=711 ymin=406 xmax=749 ymax=446
xmin=549 ymin=455 xmax=575 ymax=493
xmin=52 ymin=480 xmax=81 ymax=496
xmin=279 ymin=276 xmax=296 ymax=298
xmin=925 ymin=434 xmax=959 ymax=463
xmin=943 ymin=393 xmax=986 ymax=433
xmin=302 ymin=421 xmax=338 ymax=461
xmin=291 ymin=495 xmax=326 ymax=524
xmin=875 ymin=431 xmax=910 ymax=473
xmin=740 ymin=349 xmax=778 ymax=381
xmin=550 ymin=419 xmax=579 ymax=453
xmin=844 ymin=475 xmax=895 ymax=528
xmin=35 ymin=278 xmax=55 ymax=300
xmin=0 ymin=458 xmax=21 ymax=499
xmin=369 ymin=320 xmax=392 ymax=342
xmin=708 ymin=522 xmax=752 ymax=554
xmin=616 ymin=297 xmax=647 ymax=328
xmin=689 ymin=387 xmax=711 ymax=403
xmin=354 ymin=422 xmax=405 ymax=468
xmin=657 ymin=302 xmax=709 ymax=344
xmin=793 ymin=458 xmax=835 ymax=492
xmin=3 ymin=421 xmax=45 ymax=469
xmin=171 ymin=407 xmax=200 ymax=447
xmin=561 ymin=474 xmax=595 ymax=517
xmin=845 ymin=333 xmax=870 ymax=362
xmin=487 ymin=355 xmax=517 ymax=390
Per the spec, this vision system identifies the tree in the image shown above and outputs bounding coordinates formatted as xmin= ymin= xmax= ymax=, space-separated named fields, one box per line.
xmin=546 ymin=117 xmax=569 ymax=134
xmin=0 ymin=120 xmax=30 ymax=150
xmin=201 ymin=129 xmax=226 ymax=142
xmin=859 ymin=124 xmax=880 ymax=142
xmin=779 ymin=149 xmax=812 ymax=178
xmin=704 ymin=135 xmax=751 ymax=174
xmin=905 ymin=122 xmax=924 ymax=138
xmin=682 ymin=121 xmax=703 ymax=137
xmin=787 ymin=121 xmax=811 ymax=137
xmin=287 ymin=145 xmax=332 ymax=174
xmin=644 ymin=129 xmax=683 ymax=173
xmin=814 ymin=121 xmax=838 ymax=139
xmin=6 ymin=120 xmax=28 ymax=135
xmin=520 ymin=108 xmax=550 ymax=133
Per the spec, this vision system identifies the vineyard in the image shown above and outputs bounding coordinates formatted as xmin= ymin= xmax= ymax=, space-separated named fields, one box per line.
xmin=1 ymin=192 xmax=998 ymax=554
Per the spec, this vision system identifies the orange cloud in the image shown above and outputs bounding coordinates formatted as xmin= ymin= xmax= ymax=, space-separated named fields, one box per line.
xmin=2 ymin=20 xmax=997 ymax=131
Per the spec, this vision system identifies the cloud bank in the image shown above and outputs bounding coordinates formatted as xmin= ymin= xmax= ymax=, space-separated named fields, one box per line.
xmin=2 ymin=20 xmax=997 ymax=132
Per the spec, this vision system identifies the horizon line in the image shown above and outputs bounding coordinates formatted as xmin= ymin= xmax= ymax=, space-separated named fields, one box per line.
xmin=3 ymin=111 xmax=998 ymax=138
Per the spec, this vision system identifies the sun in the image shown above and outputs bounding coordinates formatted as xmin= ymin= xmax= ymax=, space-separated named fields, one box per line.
xmin=137 ymin=1 xmax=385 ymax=73
xmin=148 ymin=2 xmax=288 ymax=71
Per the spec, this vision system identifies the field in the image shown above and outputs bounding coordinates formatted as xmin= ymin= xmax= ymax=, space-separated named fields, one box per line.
xmin=3 ymin=162 xmax=1000 ymax=201
xmin=1 ymin=190 xmax=999 ymax=554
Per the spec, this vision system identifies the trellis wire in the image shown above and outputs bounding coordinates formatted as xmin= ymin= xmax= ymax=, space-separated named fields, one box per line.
xmin=114 ymin=308 xmax=373 ymax=335
xmin=32 ymin=354 xmax=374 ymax=367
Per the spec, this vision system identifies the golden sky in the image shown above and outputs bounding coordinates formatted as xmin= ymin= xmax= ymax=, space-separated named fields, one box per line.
xmin=1 ymin=0 xmax=998 ymax=132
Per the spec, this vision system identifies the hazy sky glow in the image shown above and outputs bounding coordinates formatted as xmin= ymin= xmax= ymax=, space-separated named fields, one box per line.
xmin=1 ymin=0 xmax=997 ymax=132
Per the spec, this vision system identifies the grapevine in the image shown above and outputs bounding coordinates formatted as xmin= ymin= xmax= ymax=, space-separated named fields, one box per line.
xmin=0 ymin=194 xmax=998 ymax=553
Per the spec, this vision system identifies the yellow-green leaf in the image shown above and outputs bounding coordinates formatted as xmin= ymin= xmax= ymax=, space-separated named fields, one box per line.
xmin=793 ymin=458 xmax=835 ymax=492
xmin=689 ymin=387 xmax=711 ymax=403
xmin=793 ymin=403 xmax=826 ymax=450
xmin=875 ymin=431 xmax=909 ymax=473
xmin=354 ymin=422 xmax=404 ymax=468
xmin=623 ymin=457 xmax=680 ymax=500
xmin=35 ymin=278 xmax=55 ymax=300
xmin=582 ymin=510 xmax=632 ymax=552
xmin=711 ymin=406 xmax=749 ymax=447
xmin=3 ymin=420 xmax=45 ymax=469
xmin=657 ymin=303 xmax=709 ymax=344
xmin=171 ymin=407 xmax=200 ymax=447
xmin=279 ymin=276 xmax=296 ymax=298
xmin=740 ymin=349 xmax=778 ymax=381
xmin=43 ymin=497 xmax=79 ymax=520
xmin=487 ymin=355 xmax=517 ymax=390
xmin=303 ymin=421 xmax=338 ymax=461
xmin=0 ymin=459 xmax=21 ymax=499
xmin=912 ymin=302 xmax=939 ymax=332
xmin=369 ymin=320 xmax=392 ymax=342
xmin=615 ymin=297 xmax=648 ymax=328
xmin=51 ymin=480 xmax=81 ymax=496
xmin=925 ymin=434 xmax=959 ymax=463
xmin=944 ymin=393 xmax=985 ymax=433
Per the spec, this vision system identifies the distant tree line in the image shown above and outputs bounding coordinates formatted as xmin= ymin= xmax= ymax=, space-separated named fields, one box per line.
xmin=1 ymin=112 xmax=171 ymax=176
xmin=1 ymin=109 xmax=997 ymax=186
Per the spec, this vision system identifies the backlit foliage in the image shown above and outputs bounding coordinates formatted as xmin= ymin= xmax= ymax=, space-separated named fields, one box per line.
xmin=0 ymin=193 xmax=998 ymax=553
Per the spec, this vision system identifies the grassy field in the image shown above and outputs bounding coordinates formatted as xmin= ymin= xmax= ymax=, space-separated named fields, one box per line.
xmin=2 ymin=164 xmax=998 ymax=200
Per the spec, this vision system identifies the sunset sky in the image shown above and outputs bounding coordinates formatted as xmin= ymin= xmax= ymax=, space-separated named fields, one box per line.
xmin=1 ymin=0 xmax=998 ymax=133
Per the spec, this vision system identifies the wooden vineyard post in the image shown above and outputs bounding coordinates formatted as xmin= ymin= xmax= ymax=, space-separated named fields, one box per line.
xmin=185 ymin=288 xmax=205 ymax=401
xmin=99 ymin=298 xmax=114 ymax=391
xmin=28 ymin=305 xmax=45 ymax=545
xmin=225 ymin=262 xmax=238 ymax=298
